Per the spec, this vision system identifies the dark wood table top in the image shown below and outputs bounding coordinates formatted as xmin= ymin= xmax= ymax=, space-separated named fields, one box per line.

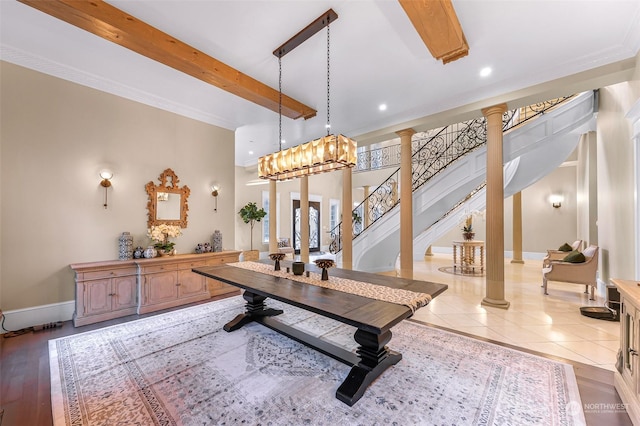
xmin=193 ymin=260 xmax=447 ymax=335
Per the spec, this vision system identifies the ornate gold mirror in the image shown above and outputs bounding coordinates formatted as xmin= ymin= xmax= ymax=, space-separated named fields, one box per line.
xmin=146 ymin=168 xmax=190 ymax=228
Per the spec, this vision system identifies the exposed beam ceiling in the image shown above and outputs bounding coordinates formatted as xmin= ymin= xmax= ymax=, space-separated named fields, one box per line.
xmin=18 ymin=0 xmax=317 ymax=120
xmin=398 ymin=0 xmax=468 ymax=64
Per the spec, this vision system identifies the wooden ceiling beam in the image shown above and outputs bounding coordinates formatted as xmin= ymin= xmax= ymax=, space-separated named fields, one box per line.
xmin=398 ymin=0 xmax=469 ymax=64
xmin=18 ymin=0 xmax=317 ymax=120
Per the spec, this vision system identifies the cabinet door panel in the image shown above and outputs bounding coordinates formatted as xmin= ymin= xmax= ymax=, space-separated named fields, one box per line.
xmin=177 ymin=270 xmax=206 ymax=298
xmin=84 ymin=279 xmax=111 ymax=316
xmin=146 ymin=272 xmax=178 ymax=304
xmin=113 ymin=276 xmax=137 ymax=311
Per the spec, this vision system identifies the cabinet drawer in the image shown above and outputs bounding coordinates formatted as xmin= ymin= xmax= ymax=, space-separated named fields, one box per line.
xmin=141 ymin=264 xmax=178 ymax=274
xmin=83 ymin=268 xmax=136 ymax=280
xmin=205 ymin=257 xmax=233 ymax=266
xmin=178 ymin=260 xmax=208 ymax=270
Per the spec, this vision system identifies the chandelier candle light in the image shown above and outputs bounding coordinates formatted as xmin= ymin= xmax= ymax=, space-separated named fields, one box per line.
xmin=258 ymin=9 xmax=356 ymax=181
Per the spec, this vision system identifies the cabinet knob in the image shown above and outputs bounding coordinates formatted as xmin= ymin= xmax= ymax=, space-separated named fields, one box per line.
xmin=630 ymin=348 xmax=638 ymax=357
xmin=108 ymin=293 xmax=115 ymax=296
xmin=176 ymin=283 xmax=181 ymax=286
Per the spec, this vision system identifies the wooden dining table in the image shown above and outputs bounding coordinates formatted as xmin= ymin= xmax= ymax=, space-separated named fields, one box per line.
xmin=193 ymin=260 xmax=447 ymax=406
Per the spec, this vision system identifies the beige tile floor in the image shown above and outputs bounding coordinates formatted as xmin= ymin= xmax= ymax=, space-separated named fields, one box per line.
xmin=404 ymin=254 xmax=620 ymax=371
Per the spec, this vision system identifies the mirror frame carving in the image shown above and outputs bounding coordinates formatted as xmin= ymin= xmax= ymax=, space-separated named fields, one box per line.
xmin=145 ymin=168 xmax=190 ymax=228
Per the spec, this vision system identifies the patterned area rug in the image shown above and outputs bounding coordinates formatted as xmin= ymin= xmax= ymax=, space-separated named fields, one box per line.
xmin=49 ymin=296 xmax=585 ymax=425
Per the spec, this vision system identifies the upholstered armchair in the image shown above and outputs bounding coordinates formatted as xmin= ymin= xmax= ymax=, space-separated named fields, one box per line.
xmin=277 ymin=237 xmax=294 ymax=257
xmin=542 ymin=245 xmax=599 ymax=300
xmin=542 ymin=240 xmax=583 ymax=267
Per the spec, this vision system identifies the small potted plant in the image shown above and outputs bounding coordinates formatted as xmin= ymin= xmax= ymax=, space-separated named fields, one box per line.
xmin=462 ymin=223 xmax=475 ymax=241
xmin=238 ymin=201 xmax=267 ymax=261
xmin=460 ymin=209 xmax=483 ymax=241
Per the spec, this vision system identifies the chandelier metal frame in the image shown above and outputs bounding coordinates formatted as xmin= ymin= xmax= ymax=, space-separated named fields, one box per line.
xmin=258 ymin=9 xmax=356 ymax=180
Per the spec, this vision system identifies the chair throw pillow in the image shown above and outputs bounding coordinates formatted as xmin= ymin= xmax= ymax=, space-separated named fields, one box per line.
xmin=277 ymin=239 xmax=287 ymax=248
xmin=563 ymin=250 xmax=586 ymax=263
xmin=558 ymin=242 xmax=573 ymax=252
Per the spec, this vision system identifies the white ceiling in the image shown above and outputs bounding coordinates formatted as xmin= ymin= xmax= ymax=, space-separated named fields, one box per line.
xmin=2 ymin=0 xmax=639 ymax=167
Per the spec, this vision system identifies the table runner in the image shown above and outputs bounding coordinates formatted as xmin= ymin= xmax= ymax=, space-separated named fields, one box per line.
xmin=228 ymin=261 xmax=432 ymax=313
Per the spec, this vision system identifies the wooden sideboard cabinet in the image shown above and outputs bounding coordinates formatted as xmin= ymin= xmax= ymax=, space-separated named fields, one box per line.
xmin=70 ymin=260 xmax=138 ymax=327
xmin=613 ymin=278 xmax=640 ymax=425
xmin=71 ymin=251 xmax=241 ymax=326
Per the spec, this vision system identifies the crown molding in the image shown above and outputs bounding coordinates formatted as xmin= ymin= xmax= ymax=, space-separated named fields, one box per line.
xmin=0 ymin=44 xmax=239 ymax=130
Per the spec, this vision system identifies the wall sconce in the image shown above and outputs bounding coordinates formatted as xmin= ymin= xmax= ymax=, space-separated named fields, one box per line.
xmin=99 ymin=170 xmax=113 ymax=209
xmin=211 ymin=185 xmax=219 ymax=212
xmin=549 ymin=194 xmax=563 ymax=208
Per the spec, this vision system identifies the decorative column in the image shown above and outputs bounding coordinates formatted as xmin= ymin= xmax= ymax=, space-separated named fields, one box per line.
xmin=342 ymin=167 xmax=353 ymax=269
xmin=363 ymin=185 xmax=370 ymax=228
xmin=397 ymin=128 xmax=415 ymax=279
xmin=300 ymin=175 xmax=310 ymax=263
xmin=511 ymin=191 xmax=524 ymax=264
xmin=269 ymin=179 xmax=277 ymax=254
xmin=481 ymin=104 xmax=510 ymax=309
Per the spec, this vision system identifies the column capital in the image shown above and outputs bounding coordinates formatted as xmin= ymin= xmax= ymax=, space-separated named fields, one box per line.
xmin=481 ymin=103 xmax=507 ymax=118
xmin=396 ymin=128 xmax=416 ymax=138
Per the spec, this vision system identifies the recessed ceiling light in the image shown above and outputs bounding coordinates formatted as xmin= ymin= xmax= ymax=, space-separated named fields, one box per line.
xmin=281 ymin=139 xmax=286 ymax=145
xmin=480 ymin=67 xmax=492 ymax=77
xmin=248 ymin=150 xmax=254 ymax=155
xmin=379 ymin=104 xmax=387 ymax=111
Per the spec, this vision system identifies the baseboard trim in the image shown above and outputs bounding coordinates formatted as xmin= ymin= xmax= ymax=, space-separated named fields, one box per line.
xmin=1 ymin=301 xmax=75 ymax=333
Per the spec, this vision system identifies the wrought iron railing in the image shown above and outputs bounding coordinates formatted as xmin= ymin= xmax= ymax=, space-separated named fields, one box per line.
xmin=329 ymin=95 xmax=575 ymax=254
xmin=355 ymin=128 xmax=442 ymax=172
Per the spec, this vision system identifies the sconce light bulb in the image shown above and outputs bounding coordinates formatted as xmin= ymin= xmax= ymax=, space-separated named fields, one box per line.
xmin=549 ymin=195 xmax=563 ymax=208
xmin=99 ymin=170 xmax=113 ymax=188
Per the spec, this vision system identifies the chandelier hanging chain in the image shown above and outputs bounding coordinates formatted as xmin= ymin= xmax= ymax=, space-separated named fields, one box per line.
xmin=326 ymin=19 xmax=331 ymax=136
xmin=279 ymin=56 xmax=283 ymax=152
xmin=258 ymin=9 xmax=356 ymax=181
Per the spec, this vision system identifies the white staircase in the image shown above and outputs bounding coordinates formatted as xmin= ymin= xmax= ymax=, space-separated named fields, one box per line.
xmin=339 ymin=91 xmax=597 ymax=272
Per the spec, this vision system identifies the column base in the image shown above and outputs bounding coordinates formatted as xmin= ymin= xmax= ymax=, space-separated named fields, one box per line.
xmin=481 ymin=297 xmax=510 ymax=309
xmin=510 ymin=259 xmax=525 ymax=264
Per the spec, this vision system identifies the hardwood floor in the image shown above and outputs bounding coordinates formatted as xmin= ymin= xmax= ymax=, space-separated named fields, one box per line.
xmin=0 ymin=291 xmax=632 ymax=425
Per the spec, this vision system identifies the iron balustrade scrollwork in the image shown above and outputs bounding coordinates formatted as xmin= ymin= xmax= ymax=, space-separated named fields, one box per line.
xmin=356 ymin=144 xmax=400 ymax=172
xmin=329 ymin=94 xmax=576 ymax=254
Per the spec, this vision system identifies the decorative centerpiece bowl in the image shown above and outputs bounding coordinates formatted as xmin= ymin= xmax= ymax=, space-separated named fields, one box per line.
xmin=269 ymin=253 xmax=286 ymax=271
xmin=292 ymin=261 xmax=305 ymax=275
xmin=314 ymin=259 xmax=335 ymax=281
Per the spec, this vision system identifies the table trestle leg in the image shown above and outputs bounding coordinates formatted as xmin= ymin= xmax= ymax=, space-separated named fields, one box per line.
xmin=223 ymin=291 xmax=283 ymax=332
xmin=336 ymin=328 xmax=402 ymax=406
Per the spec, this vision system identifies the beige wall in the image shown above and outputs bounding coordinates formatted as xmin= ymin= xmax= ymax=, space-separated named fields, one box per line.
xmin=235 ymin=166 xmax=344 ymax=254
xmin=0 ymin=61 xmax=236 ymax=311
xmin=431 ymin=165 xmax=579 ymax=254
xmin=596 ymin=80 xmax=640 ymax=282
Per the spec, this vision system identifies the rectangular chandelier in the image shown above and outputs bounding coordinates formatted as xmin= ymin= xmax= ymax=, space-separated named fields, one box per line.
xmin=258 ymin=134 xmax=357 ymax=180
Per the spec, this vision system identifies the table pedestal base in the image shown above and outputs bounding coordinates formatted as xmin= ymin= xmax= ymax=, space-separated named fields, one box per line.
xmin=223 ymin=291 xmax=283 ymax=332
xmin=223 ymin=291 xmax=401 ymax=406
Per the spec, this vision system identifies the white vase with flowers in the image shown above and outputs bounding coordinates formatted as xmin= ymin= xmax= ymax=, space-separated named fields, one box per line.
xmin=148 ymin=224 xmax=182 ymax=256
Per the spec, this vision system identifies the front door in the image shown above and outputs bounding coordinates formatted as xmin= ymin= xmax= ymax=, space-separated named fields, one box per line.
xmin=293 ymin=200 xmax=321 ymax=254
